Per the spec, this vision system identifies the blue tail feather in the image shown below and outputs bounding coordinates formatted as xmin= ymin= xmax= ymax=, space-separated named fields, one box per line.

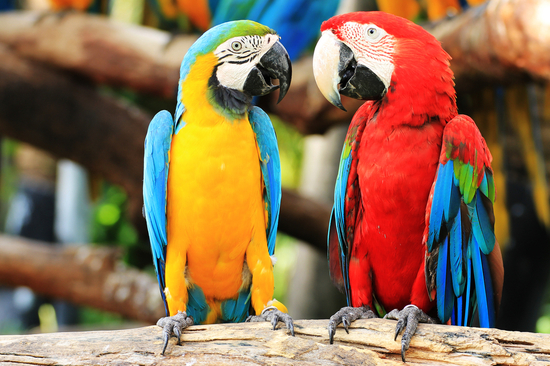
xmin=470 ymin=237 xmax=494 ymax=328
xmin=437 ymin=237 xmax=454 ymax=323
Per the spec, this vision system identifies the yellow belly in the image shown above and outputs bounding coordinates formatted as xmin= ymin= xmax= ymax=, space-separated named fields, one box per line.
xmin=164 ymin=117 xmax=266 ymax=315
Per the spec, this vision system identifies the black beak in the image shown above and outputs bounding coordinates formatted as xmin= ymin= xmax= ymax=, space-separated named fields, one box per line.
xmin=338 ymin=43 xmax=386 ymax=101
xmin=313 ymin=32 xmax=386 ymax=111
xmin=243 ymin=41 xmax=292 ymax=103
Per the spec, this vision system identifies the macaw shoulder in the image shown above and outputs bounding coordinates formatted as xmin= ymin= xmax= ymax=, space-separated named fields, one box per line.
xmin=442 ymin=114 xmax=493 ymax=168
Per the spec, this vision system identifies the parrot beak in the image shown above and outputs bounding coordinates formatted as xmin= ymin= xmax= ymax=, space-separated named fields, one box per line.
xmin=313 ymin=31 xmax=387 ymax=111
xmin=313 ymin=31 xmax=349 ymax=111
xmin=244 ymin=40 xmax=292 ymax=103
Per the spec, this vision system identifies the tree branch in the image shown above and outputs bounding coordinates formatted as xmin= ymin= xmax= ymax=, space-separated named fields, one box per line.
xmin=1 ymin=318 xmax=549 ymax=365
xmin=2 ymin=1 xmax=549 ymax=134
xmin=0 ymin=234 xmax=165 ymax=323
xmin=430 ymin=0 xmax=550 ymax=91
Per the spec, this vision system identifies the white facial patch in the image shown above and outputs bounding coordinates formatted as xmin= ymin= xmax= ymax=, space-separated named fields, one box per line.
xmin=214 ymin=34 xmax=280 ymax=91
xmin=341 ymin=22 xmax=396 ymax=89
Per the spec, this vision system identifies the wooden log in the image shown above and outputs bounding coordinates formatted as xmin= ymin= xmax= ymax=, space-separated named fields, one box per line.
xmin=430 ymin=0 xmax=550 ymax=91
xmin=1 ymin=318 xmax=549 ymax=365
xmin=2 ymin=2 xmax=550 ymax=132
xmin=0 ymin=44 xmax=331 ymax=251
xmin=0 ymin=11 xmax=351 ymax=135
xmin=0 ymin=11 xmax=194 ymax=99
xmin=0 ymin=234 xmax=165 ymax=324
xmin=0 ymin=42 xmax=149 ymax=224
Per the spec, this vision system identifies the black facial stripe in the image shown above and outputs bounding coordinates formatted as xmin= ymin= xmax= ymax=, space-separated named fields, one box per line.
xmin=235 ymin=51 xmax=253 ymax=59
xmin=227 ymin=59 xmax=251 ymax=65
xmin=218 ymin=53 xmax=233 ymax=61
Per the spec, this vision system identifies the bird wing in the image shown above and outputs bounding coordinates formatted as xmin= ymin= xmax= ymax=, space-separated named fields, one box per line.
xmin=328 ymin=111 xmax=369 ymax=304
xmin=248 ymin=106 xmax=281 ymax=256
xmin=143 ymin=110 xmax=174 ymax=315
xmin=425 ymin=114 xmax=503 ymax=327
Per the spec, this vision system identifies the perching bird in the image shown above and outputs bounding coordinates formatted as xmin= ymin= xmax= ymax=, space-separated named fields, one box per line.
xmin=143 ymin=20 xmax=293 ymax=354
xmin=312 ymin=12 xmax=504 ymax=361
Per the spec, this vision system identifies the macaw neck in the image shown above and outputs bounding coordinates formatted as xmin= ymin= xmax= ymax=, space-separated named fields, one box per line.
xmin=178 ymin=53 xmax=250 ymax=126
xmin=208 ymin=71 xmax=252 ymax=119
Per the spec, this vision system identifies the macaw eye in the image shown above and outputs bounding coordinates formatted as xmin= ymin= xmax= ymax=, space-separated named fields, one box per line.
xmin=365 ymin=26 xmax=380 ymax=40
xmin=231 ymin=41 xmax=243 ymax=51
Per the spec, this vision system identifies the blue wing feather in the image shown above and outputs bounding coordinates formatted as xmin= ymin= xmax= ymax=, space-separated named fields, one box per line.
xmin=248 ymin=106 xmax=281 ymax=256
xmin=427 ymin=115 xmax=497 ymax=328
xmin=449 ymin=209 xmax=464 ymax=297
xmin=472 ymin=193 xmax=496 ymax=255
xmin=143 ymin=110 xmax=174 ymax=315
xmin=331 ymin=143 xmax=353 ymax=304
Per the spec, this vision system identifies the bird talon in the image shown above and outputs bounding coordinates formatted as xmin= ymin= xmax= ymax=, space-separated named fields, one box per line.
xmin=385 ymin=305 xmax=435 ymax=362
xmin=156 ymin=311 xmax=193 ymax=355
xmin=327 ymin=306 xmax=376 ymax=343
xmin=248 ymin=308 xmax=294 ymax=335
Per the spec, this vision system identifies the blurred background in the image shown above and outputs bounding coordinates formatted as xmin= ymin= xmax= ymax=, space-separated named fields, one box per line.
xmin=0 ymin=0 xmax=549 ymax=337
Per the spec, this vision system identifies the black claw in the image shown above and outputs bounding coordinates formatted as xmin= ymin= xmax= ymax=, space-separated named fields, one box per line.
xmin=288 ymin=320 xmax=295 ymax=337
xmin=401 ymin=349 xmax=406 ymax=363
xmin=393 ymin=325 xmax=400 ymax=341
xmin=328 ymin=326 xmax=335 ymax=344
xmin=342 ymin=317 xmax=350 ymax=334
xmin=161 ymin=333 xmax=169 ymax=355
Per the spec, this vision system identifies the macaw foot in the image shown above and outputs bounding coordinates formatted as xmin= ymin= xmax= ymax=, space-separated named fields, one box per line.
xmin=328 ymin=305 xmax=376 ymax=344
xmin=156 ymin=311 xmax=194 ymax=355
xmin=384 ymin=304 xmax=437 ymax=362
xmin=246 ymin=306 xmax=295 ymax=336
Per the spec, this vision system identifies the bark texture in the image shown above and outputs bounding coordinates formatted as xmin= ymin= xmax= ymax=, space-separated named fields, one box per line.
xmin=1 ymin=319 xmax=549 ymax=365
xmin=0 ymin=234 xmax=164 ymax=324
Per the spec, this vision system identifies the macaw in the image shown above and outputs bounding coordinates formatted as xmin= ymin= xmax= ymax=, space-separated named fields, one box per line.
xmin=312 ymin=12 xmax=504 ymax=361
xmin=143 ymin=20 xmax=293 ymax=354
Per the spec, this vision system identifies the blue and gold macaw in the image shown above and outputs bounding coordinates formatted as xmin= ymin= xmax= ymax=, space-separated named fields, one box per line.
xmin=143 ymin=20 xmax=293 ymax=354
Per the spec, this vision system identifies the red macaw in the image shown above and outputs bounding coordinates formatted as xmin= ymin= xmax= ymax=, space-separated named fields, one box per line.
xmin=312 ymin=12 xmax=504 ymax=361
